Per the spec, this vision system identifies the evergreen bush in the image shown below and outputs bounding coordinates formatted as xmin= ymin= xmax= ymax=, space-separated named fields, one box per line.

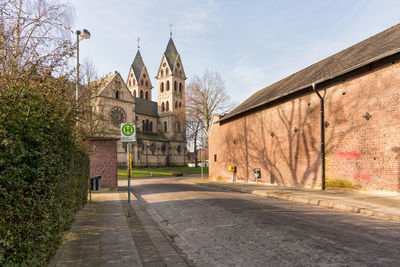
xmin=0 ymin=72 xmax=89 ymax=265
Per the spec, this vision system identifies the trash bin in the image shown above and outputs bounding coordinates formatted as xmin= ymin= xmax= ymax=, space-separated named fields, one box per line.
xmin=90 ymin=175 xmax=101 ymax=191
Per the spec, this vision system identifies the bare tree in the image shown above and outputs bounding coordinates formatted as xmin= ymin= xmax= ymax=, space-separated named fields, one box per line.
xmin=187 ymin=70 xmax=233 ymax=136
xmin=185 ymin=70 xmax=233 ymax=165
xmin=0 ymin=0 xmax=75 ymax=123
xmin=78 ymin=58 xmax=109 ymax=137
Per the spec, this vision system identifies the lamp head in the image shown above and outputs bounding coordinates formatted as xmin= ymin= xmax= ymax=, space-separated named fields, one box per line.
xmin=77 ymin=29 xmax=91 ymax=39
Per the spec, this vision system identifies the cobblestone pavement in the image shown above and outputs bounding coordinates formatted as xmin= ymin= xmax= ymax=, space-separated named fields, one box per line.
xmin=48 ymin=190 xmax=189 ymax=266
xmin=130 ymin=177 xmax=400 ymax=266
xmin=181 ymin=177 xmax=400 ymax=222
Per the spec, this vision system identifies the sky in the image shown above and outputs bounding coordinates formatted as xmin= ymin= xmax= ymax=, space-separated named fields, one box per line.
xmin=67 ymin=0 xmax=400 ymax=106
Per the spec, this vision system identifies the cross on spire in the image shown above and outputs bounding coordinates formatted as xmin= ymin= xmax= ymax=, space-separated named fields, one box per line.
xmin=137 ymin=37 xmax=140 ymax=49
xmin=169 ymin=24 xmax=173 ymax=37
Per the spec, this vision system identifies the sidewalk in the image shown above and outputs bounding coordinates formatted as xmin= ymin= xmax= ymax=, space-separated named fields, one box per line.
xmin=48 ymin=191 xmax=189 ymax=266
xmin=181 ymin=178 xmax=400 ymax=222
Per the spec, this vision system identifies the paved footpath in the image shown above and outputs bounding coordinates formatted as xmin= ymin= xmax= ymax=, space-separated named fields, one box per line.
xmin=48 ymin=190 xmax=189 ymax=267
xmin=182 ymin=177 xmax=400 ymax=222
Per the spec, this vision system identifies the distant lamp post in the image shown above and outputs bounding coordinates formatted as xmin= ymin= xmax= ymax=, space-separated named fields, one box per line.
xmin=76 ymin=29 xmax=91 ymax=104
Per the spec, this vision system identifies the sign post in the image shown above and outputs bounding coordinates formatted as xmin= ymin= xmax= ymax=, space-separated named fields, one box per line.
xmin=121 ymin=123 xmax=136 ymax=217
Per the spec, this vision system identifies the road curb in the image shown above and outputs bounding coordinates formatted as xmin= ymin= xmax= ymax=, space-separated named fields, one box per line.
xmin=188 ymin=182 xmax=400 ymax=223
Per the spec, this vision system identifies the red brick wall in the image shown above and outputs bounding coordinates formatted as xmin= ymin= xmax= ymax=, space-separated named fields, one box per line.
xmin=209 ymin=60 xmax=400 ymax=192
xmin=89 ymin=140 xmax=118 ymax=188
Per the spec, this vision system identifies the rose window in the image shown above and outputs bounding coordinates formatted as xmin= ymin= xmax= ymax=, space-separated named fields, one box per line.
xmin=110 ymin=107 xmax=126 ymax=126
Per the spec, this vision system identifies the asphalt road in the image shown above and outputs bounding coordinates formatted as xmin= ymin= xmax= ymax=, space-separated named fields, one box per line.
xmin=129 ymin=177 xmax=400 ymax=266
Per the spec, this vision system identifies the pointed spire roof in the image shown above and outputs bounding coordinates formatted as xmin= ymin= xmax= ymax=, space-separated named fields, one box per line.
xmin=131 ymin=50 xmax=145 ymax=81
xmin=164 ymin=37 xmax=179 ymax=71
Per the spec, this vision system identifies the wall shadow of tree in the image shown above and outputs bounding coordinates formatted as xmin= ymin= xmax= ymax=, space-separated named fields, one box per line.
xmin=219 ymin=90 xmax=360 ymax=186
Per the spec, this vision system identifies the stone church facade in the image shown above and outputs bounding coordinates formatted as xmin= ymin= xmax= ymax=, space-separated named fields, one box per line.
xmin=88 ymin=36 xmax=187 ymax=167
xmin=209 ymin=23 xmax=400 ymax=192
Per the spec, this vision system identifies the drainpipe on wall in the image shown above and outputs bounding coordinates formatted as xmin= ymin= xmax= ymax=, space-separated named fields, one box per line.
xmin=312 ymin=83 xmax=326 ymax=190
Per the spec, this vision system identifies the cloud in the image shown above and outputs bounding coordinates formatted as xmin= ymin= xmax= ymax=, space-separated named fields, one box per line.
xmin=227 ymin=53 xmax=268 ymax=99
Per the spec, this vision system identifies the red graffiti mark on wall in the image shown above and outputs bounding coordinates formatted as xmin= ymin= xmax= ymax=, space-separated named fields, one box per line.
xmin=353 ymin=173 xmax=371 ymax=182
xmin=335 ymin=151 xmax=360 ymax=161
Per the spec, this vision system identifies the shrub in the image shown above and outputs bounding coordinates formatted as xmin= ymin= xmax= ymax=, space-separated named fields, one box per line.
xmin=0 ymin=73 xmax=89 ymax=265
xmin=325 ymin=178 xmax=358 ymax=189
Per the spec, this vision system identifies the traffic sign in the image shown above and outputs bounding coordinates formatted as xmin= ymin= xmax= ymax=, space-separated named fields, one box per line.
xmin=121 ymin=123 xmax=136 ymax=142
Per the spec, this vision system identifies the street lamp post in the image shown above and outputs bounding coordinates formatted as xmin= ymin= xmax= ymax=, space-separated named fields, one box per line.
xmin=75 ymin=29 xmax=91 ymax=105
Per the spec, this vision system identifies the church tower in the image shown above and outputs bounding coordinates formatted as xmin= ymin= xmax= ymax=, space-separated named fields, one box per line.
xmin=156 ymin=35 xmax=186 ymax=139
xmin=126 ymin=48 xmax=153 ymax=100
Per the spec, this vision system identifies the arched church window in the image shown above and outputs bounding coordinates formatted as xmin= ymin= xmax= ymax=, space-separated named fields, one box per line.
xmin=175 ymin=101 xmax=178 ymax=108
xmin=161 ymin=144 xmax=166 ymax=155
xmin=142 ymin=120 xmax=145 ymax=131
xmin=179 ymin=102 xmax=182 ymax=108
xmin=141 ymin=79 xmax=144 ymax=86
xmin=133 ymin=79 xmax=135 ymax=85
xmin=174 ymin=81 xmax=177 ymax=91
xmin=161 ymin=82 xmax=164 ymax=93
xmin=161 ymin=70 xmax=164 ymax=77
xmin=143 ymin=73 xmax=146 ymax=78
xmin=115 ymin=91 xmax=120 ymax=99
xmin=145 ymin=91 xmax=149 ymax=100
xmin=166 ymin=101 xmax=169 ymax=111
xmin=146 ymin=119 xmax=149 ymax=132
xmin=140 ymin=90 xmax=143 ymax=99
xmin=128 ymin=80 xmax=131 ymax=87
xmin=145 ymin=80 xmax=148 ymax=87
xmin=179 ymin=70 xmax=182 ymax=77
xmin=177 ymin=145 xmax=181 ymax=155
xmin=177 ymin=62 xmax=180 ymax=68
xmin=150 ymin=143 xmax=155 ymax=155
xmin=166 ymin=81 xmax=170 ymax=91
xmin=179 ymin=82 xmax=182 ymax=92
xmin=150 ymin=121 xmax=153 ymax=132
xmin=162 ymin=102 xmax=165 ymax=112
xmin=164 ymin=121 xmax=167 ymax=132
xmin=166 ymin=68 xmax=169 ymax=75
xmin=133 ymin=90 xmax=136 ymax=97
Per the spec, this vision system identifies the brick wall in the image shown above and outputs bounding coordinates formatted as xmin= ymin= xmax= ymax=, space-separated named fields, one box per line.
xmin=89 ymin=139 xmax=118 ymax=189
xmin=209 ymin=59 xmax=400 ymax=192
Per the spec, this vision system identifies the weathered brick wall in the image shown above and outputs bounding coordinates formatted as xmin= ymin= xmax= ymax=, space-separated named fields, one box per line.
xmin=89 ymin=139 xmax=118 ymax=189
xmin=209 ymin=60 xmax=400 ymax=192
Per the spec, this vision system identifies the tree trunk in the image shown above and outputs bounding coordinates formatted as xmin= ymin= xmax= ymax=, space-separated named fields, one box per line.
xmin=194 ymin=132 xmax=198 ymax=167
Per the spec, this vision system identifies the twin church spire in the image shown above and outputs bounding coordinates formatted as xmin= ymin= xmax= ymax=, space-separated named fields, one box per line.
xmin=126 ymin=35 xmax=186 ymax=115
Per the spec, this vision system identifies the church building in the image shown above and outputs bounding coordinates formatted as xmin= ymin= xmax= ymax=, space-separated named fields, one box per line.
xmin=86 ymin=35 xmax=187 ymax=167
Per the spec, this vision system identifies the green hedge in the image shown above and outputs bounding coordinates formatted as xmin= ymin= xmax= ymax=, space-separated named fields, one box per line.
xmin=0 ymin=74 xmax=89 ymax=265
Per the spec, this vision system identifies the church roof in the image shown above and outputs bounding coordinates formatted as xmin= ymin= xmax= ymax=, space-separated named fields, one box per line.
xmin=131 ymin=50 xmax=145 ymax=81
xmin=87 ymin=72 xmax=118 ymax=96
xmin=137 ymin=131 xmax=169 ymax=142
xmin=221 ymin=22 xmax=400 ymax=122
xmin=134 ymin=97 xmax=158 ymax=117
xmin=164 ymin=37 xmax=179 ymax=71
